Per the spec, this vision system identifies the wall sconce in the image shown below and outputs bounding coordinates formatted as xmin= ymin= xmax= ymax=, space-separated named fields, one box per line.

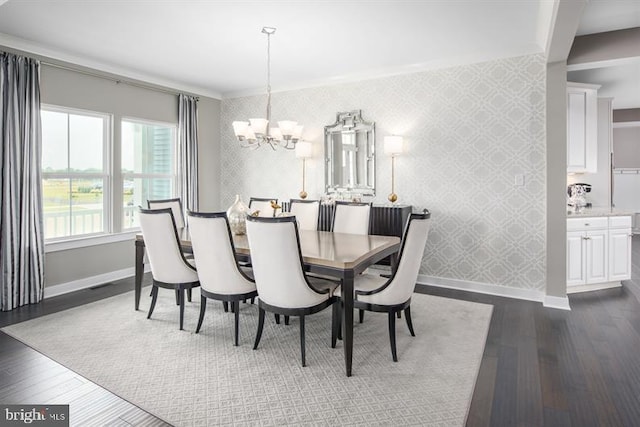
xmin=384 ymin=135 xmax=403 ymax=203
xmin=295 ymin=141 xmax=312 ymax=199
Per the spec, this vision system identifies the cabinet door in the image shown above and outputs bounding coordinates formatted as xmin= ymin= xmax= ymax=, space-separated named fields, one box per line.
xmin=567 ymin=86 xmax=598 ymax=173
xmin=567 ymin=231 xmax=586 ymax=286
xmin=585 ymin=230 xmax=608 ymax=284
xmin=609 ymin=228 xmax=632 ymax=281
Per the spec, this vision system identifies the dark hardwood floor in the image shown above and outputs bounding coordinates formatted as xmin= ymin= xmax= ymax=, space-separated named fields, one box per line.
xmin=1 ymin=236 xmax=639 ymax=426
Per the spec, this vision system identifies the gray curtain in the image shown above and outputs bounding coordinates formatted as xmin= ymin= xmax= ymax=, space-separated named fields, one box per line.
xmin=178 ymin=94 xmax=199 ymax=214
xmin=0 ymin=52 xmax=45 ymax=311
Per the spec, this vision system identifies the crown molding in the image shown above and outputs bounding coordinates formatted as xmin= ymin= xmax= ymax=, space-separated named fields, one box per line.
xmin=0 ymin=32 xmax=222 ymax=99
xmin=222 ymin=45 xmax=543 ymax=99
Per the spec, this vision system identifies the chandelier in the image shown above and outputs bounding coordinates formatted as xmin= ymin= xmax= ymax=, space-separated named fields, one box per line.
xmin=232 ymin=27 xmax=303 ymax=150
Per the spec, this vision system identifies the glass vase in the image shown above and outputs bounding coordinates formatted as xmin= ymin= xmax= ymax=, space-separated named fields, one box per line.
xmin=226 ymin=194 xmax=249 ymax=235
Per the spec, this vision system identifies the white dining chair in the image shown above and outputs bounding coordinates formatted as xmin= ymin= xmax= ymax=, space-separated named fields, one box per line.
xmin=187 ymin=212 xmax=258 ymax=346
xmin=148 ymin=198 xmax=185 ymax=229
xmin=249 ymin=197 xmax=277 ymax=218
xmin=289 ymin=199 xmax=320 ymax=231
xmin=334 ymin=211 xmax=432 ymax=362
xmin=138 ymin=208 xmax=200 ymax=330
xmin=246 ymin=215 xmax=340 ymax=367
xmin=332 ymin=201 xmax=371 ymax=235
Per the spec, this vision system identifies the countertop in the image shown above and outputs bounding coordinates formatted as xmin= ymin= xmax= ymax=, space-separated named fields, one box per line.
xmin=566 ymin=207 xmax=634 ymax=218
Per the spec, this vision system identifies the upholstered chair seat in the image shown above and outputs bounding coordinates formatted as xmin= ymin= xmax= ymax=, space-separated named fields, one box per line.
xmin=187 ymin=212 xmax=258 ymax=346
xmin=334 ymin=211 xmax=432 ymax=362
xmin=138 ymin=207 xmax=200 ymax=330
xmin=246 ymin=215 xmax=339 ymax=367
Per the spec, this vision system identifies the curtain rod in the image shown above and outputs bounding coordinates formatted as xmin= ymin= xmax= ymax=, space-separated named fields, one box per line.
xmin=41 ymin=61 xmax=199 ymax=101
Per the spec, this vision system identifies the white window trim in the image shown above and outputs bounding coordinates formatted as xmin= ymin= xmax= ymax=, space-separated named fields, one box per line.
xmin=45 ymin=231 xmax=139 ymax=253
xmin=41 ymin=104 xmax=113 ymax=241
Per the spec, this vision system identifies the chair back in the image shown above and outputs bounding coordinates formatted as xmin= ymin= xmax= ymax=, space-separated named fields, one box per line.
xmin=138 ymin=208 xmax=196 ymax=283
xmin=148 ymin=198 xmax=185 ymax=229
xmin=332 ymin=201 xmax=371 ymax=235
xmin=187 ymin=212 xmax=256 ymax=295
xmin=289 ymin=199 xmax=319 ymax=231
xmin=379 ymin=212 xmax=432 ymax=305
xmin=246 ymin=216 xmax=327 ymax=308
xmin=249 ymin=197 xmax=277 ymax=218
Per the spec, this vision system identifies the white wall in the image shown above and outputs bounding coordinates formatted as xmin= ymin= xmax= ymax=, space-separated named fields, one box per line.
xmin=221 ymin=53 xmax=547 ymax=292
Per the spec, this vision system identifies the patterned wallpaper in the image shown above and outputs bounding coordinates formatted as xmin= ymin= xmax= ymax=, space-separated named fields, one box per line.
xmin=220 ymin=54 xmax=547 ymax=292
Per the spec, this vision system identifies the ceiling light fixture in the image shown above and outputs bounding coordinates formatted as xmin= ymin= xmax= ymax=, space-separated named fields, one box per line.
xmin=232 ymin=27 xmax=303 ymax=150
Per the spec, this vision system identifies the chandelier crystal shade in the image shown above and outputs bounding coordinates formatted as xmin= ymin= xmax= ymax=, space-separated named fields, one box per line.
xmin=232 ymin=27 xmax=303 ymax=150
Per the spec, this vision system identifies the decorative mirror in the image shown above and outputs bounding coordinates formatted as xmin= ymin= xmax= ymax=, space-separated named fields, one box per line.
xmin=324 ymin=110 xmax=375 ymax=196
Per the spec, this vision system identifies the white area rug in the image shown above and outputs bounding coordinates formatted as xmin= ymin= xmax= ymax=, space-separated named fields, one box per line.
xmin=3 ymin=289 xmax=492 ymax=426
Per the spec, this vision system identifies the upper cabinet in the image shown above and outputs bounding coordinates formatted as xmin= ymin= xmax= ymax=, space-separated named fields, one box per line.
xmin=567 ymin=82 xmax=600 ymax=173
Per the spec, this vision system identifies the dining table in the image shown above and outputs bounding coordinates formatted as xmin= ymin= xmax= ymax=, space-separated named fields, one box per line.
xmin=134 ymin=229 xmax=401 ymax=377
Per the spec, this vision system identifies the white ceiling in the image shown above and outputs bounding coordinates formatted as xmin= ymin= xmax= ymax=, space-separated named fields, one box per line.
xmin=570 ymin=0 xmax=640 ymax=109
xmin=0 ymin=0 xmax=549 ymax=98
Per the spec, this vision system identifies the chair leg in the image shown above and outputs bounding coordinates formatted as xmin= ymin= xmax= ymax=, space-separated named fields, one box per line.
xmin=187 ymin=288 xmax=192 ymax=302
xmin=284 ymin=315 xmax=290 ymax=325
xmin=223 ymin=301 xmax=229 ymax=312
xmin=397 ymin=311 xmax=402 ymax=319
xmin=331 ymin=303 xmax=340 ymax=348
xmin=300 ymin=315 xmax=306 ymax=367
xmin=338 ymin=302 xmax=343 ymax=341
xmin=388 ymin=311 xmax=398 ymax=362
xmin=274 ymin=314 xmax=281 ymax=324
xmin=253 ymin=308 xmax=266 ymax=350
xmin=179 ymin=289 xmax=185 ymax=331
xmin=195 ymin=296 xmax=207 ymax=333
xmin=234 ymin=301 xmax=240 ymax=346
xmin=175 ymin=289 xmax=180 ymax=305
xmin=147 ymin=286 xmax=158 ymax=319
xmin=359 ymin=309 xmax=364 ymax=324
xmin=251 ymin=297 xmax=255 ymax=304
xmin=404 ymin=306 xmax=415 ymax=337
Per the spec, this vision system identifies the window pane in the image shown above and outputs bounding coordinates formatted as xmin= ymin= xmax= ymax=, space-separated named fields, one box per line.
xmin=123 ymin=178 xmax=172 ymax=229
xmin=43 ymin=178 xmax=106 ymax=238
xmin=43 ymin=178 xmax=71 ymax=239
xmin=122 ymin=121 xmax=175 ymax=174
xmin=70 ymin=114 xmax=104 ymax=172
xmin=41 ymin=110 xmax=68 ymax=172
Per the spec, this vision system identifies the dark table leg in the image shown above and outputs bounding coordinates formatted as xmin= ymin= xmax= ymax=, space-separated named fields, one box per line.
xmin=135 ymin=240 xmax=144 ymax=311
xmin=342 ymin=271 xmax=355 ymax=377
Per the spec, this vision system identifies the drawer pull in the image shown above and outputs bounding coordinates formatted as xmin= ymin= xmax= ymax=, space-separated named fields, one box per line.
xmin=585 ymin=223 xmax=590 ymax=226
xmin=583 ymin=236 xmax=591 ymax=240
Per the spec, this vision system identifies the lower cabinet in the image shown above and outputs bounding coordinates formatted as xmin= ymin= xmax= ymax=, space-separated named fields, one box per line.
xmin=566 ymin=216 xmax=632 ymax=290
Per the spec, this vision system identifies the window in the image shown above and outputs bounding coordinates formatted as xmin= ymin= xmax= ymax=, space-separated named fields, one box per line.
xmin=121 ymin=119 xmax=177 ymax=229
xmin=41 ymin=107 xmax=177 ymax=244
xmin=41 ymin=107 xmax=110 ymax=240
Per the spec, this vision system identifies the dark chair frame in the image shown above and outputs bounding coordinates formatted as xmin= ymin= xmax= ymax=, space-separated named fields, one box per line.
xmin=140 ymin=207 xmax=200 ymax=331
xmin=187 ymin=211 xmax=259 ymax=346
xmin=247 ymin=215 xmax=340 ymax=367
xmin=248 ymin=197 xmax=279 ymax=218
xmin=338 ymin=211 xmax=431 ymax=362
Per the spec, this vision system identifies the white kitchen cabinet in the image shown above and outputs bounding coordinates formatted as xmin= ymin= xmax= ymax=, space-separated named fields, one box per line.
xmin=608 ymin=216 xmax=632 ymax=282
xmin=566 ymin=215 xmax=632 ymax=291
xmin=567 ymin=82 xmax=599 ymax=173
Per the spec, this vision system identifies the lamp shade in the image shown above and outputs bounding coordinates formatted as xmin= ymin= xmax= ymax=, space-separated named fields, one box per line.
xmin=384 ymin=135 xmax=403 ymax=156
xmin=295 ymin=141 xmax=313 ymax=159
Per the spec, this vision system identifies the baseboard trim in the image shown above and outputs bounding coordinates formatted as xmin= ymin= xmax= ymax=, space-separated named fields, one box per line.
xmin=566 ymin=281 xmax=622 ymax=294
xmin=417 ymin=274 xmax=546 ymax=303
xmin=542 ymin=295 xmax=571 ymax=310
xmin=44 ymin=266 xmax=151 ymax=299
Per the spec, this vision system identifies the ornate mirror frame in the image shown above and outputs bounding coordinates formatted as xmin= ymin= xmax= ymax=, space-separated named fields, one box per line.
xmin=324 ymin=110 xmax=375 ymax=196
